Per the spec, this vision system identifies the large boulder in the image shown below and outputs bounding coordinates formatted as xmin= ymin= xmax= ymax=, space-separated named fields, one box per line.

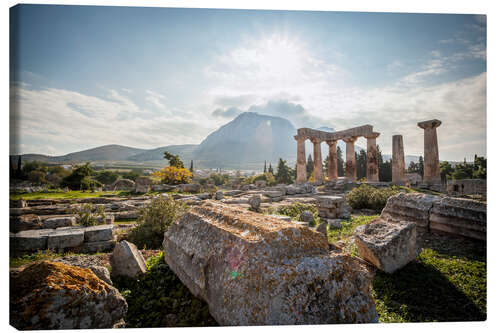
xmin=134 ymin=176 xmax=153 ymax=193
xmin=248 ymin=194 xmax=261 ymax=211
xmin=110 ymin=240 xmax=147 ymax=278
xmin=355 ymin=219 xmax=420 ymax=273
xmin=429 ymin=197 xmax=486 ymax=241
xmin=47 ymin=228 xmax=85 ymax=252
xmin=163 ymin=201 xmax=378 ymax=325
xmin=178 ymin=183 xmax=202 ymax=193
xmin=10 ymin=261 xmax=127 ymax=329
xmin=380 ymin=192 xmax=441 ymax=230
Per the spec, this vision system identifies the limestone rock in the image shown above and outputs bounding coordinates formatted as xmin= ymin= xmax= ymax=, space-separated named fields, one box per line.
xmin=111 ymin=178 xmax=135 ymax=191
xmin=84 ymin=225 xmax=114 ymax=242
xmin=47 ymin=228 xmax=85 ymax=251
xmin=81 ymin=239 xmax=116 ymax=254
xmin=355 ymin=219 xmax=420 ymax=273
xmin=10 ymin=214 xmax=42 ymax=233
xmin=215 ymin=190 xmax=224 ymax=200
xmin=429 ymin=197 xmax=486 ymax=241
xmin=10 ymin=229 xmax=54 ymax=253
xmin=380 ymin=192 xmax=441 ymax=230
xmin=248 ymin=194 xmax=261 ymax=211
xmin=178 ymin=183 xmax=202 ymax=193
xmin=42 ymin=216 xmax=76 ymax=229
xmin=163 ymin=201 xmax=378 ymax=325
xmin=10 ymin=261 xmax=127 ymax=329
xmin=316 ymin=221 xmax=328 ymax=236
xmin=110 ymin=240 xmax=147 ymax=278
xmin=328 ymin=219 xmax=342 ymax=229
xmin=299 ymin=211 xmax=314 ymax=224
xmin=267 ymin=214 xmax=292 ymax=222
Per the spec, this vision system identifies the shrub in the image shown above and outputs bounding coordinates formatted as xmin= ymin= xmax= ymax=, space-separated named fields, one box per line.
xmin=267 ymin=202 xmax=319 ymax=226
xmin=113 ymin=252 xmax=218 ymax=327
xmin=73 ymin=203 xmax=106 ymax=227
xmin=153 ymin=166 xmax=192 ymax=185
xmin=126 ymin=195 xmax=188 ymax=249
xmin=61 ymin=163 xmax=94 ymax=190
xmin=27 ymin=170 xmax=47 ymax=184
xmin=242 ymin=172 xmax=276 ymax=186
xmin=346 ymin=184 xmax=399 ymax=212
xmin=95 ymin=170 xmax=120 ymax=185
xmin=80 ymin=177 xmax=103 ymax=191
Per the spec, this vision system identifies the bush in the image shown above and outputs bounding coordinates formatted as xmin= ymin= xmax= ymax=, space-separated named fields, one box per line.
xmin=95 ymin=170 xmax=120 ymax=185
xmin=113 ymin=252 xmax=218 ymax=327
xmin=346 ymin=184 xmax=399 ymax=212
xmin=73 ymin=203 xmax=106 ymax=227
xmin=61 ymin=163 xmax=94 ymax=190
xmin=267 ymin=202 xmax=319 ymax=226
xmin=126 ymin=195 xmax=188 ymax=249
xmin=153 ymin=166 xmax=192 ymax=185
xmin=242 ymin=172 xmax=276 ymax=186
xmin=80 ymin=177 xmax=103 ymax=191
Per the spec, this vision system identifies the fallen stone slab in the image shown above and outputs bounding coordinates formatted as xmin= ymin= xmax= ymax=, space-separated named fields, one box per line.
xmin=110 ymin=240 xmax=147 ymax=278
xmin=10 ymin=214 xmax=42 ymax=233
xmin=84 ymin=225 xmax=114 ymax=242
xmin=47 ymin=228 xmax=85 ymax=251
xmin=429 ymin=197 xmax=486 ymax=241
xmin=81 ymin=239 xmax=116 ymax=254
xmin=262 ymin=190 xmax=283 ymax=198
xmin=10 ymin=229 xmax=54 ymax=252
xmin=163 ymin=201 xmax=378 ymax=325
xmin=267 ymin=214 xmax=292 ymax=222
xmin=42 ymin=216 xmax=76 ymax=229
xmin=355 ymin=219 xmax=420 ymax=273
xmin=380 ymin=192 xmax=441 ymax=230
xmin=10 ymin=261 xmax=127 ymax=329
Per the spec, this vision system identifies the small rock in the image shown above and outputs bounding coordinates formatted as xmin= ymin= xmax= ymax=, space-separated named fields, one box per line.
xmin=110 ymin=240 xmax=147 ymax=278
xmin=299 ymin=211 xmax=314 ymax=223
xmin=327 ymin=219 xmax=342 ymax=229
xmin=215 ymin=190 xmax=224 ymax=200
xmin=248 ymin=194 xmax=261 ymax=211
xmin=315 ymin=222 xmax=328 ymax=236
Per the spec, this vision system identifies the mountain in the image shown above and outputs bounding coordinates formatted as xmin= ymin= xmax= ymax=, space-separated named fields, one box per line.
xmin=127 ymin=145 xmax=198 ymax=163
xmin=194 ymin=112 xmax=297 ymax=169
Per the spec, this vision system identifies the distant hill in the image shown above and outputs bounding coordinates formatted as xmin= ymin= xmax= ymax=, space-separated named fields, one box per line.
xmin=127 ymin=145 xmax=198 ymax=163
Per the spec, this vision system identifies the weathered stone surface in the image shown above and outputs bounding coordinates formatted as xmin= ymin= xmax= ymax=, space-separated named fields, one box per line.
xmin=52 ymin=256 xmax=113 ymax=285
xmin=355 ymin=219 xmax=420 ymax=273
xmin=418 ymin=119 xmax=442 ymax=184
xmin=262 ymin=190 xmax=283 ymax=198
xmin=113 ymin=210 xmax=138 ymax=220
xmin=10 ymin=261 xmax=127 ymax=329
xmin=429 ymin=197 xmax=486 ymax=241
xmin=224 ymin=190 xmax=243 ymax=196
xmin=316 ymin=196 xmax=350 ymax=219
xmin=178 ymin=183 xmax=202 ymax=193
xmin=10 ymin=214 xmax=42 ymax=233
xmin=111 ymin=178 xmax=136 ymax=191
xmin=317 ymin=195 xmax=344 ymax=208
xmin=81 ymin=240 xmax=116 ymax=254
xmin=392 ymin=135 xmax=406 ymax=185
xmin=47 ymin=228 xmax=85 ymax=251
xmin=380 ymin=192 xmax=441 ymax=230
xmin=248 ymin=194 xmax=261 ymax=211
xmin=110 ymin=241 xmax=147 ymax=278
xmin=10 ymin=229 xmax=54 ymax=252
xmin=215 ymin=190 xmax=224 ymax=200
xmin=84 ymin=225 xmax=114 ymax=242
xmin=163 ymin=201 xmax=378 ymax=325
xmin=300 ymin=210 xmax=314 ymax=223
xmin=255 ymin=180 xmax=267 ymax=188
xmin=328 ymin=219 xmax=342 ymax=229
xmin=267 ymin=214 xmax=292 ymax=222
xmin=42 ymin=216 xmax=76 ymax=229
xmin=316 ymin=221 xmax=328 ymax=236
xmin=197 ymin=193 xmax=211 ymax=200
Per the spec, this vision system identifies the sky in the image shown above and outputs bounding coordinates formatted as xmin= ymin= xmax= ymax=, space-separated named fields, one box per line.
xmin=9 ymin=4 xmax=487 ymax=161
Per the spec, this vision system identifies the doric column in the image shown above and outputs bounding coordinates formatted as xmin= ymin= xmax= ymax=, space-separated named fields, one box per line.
xmin=343 ymin=136 xmax=357 ymax=181
xmin=418 ymin=119 xmax=442 ymax=184
xmin=311 ymin=137 xmax=323 ymax=184
xmin=392 ymin=135 xmax=406 ymax=185
xmin=294 ymin=135 xmax=307 ymax=184
xmin=326 ymin=140 xmax=338 ymax=181
xmin=365 ymin=132 xmax=380 ymax=182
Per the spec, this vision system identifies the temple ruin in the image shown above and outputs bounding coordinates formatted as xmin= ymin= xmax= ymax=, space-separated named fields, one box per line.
xmin=294 ymin=125 xmax=380 ymax=184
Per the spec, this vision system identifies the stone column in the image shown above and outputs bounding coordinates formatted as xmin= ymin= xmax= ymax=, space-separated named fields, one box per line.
xmin=343 ymin=136 xmax=357 ymax=181
xmin=311 ymin=137 xmax=323 ymax=184
xmin=326 ymin=140 xmax=338 ymax=181
xmin=365 ymin=132 xmax=380 ymax=182
xmin=418 ymin=119 xmax=442 ymax=184
xmin=392 ymin=135 xmax=406 ymax=185
xmin=294 ymin=135 xmax=307 ymax=184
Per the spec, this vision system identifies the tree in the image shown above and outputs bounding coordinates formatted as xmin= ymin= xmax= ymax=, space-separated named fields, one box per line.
xmin=452 ymin=160 xmax=474 ymax=180
xmin=377 ymin=145 xmax=391 ymax=182
xmin=27 ymin=170 xmax=47 ymax=184
xmin=268 ymin=163 xmax=274 ymax=175
xmin=337 ymin=146 xmax=344 ymax=177
xmin=94 ymin=170 xmax=120 ymax=185
xmin=473 ymin=155 xmax=486 ymax=179
xmin=61 ymin=163 xmax=95 ymax=190
xmin=263 ymin=161 xmax=267 ymax=174
xmin=163 ymin=151 xmax=184 ymax=168
xmin=189 ymin=160 xmax=194 ymax=173
xmin=356 ymin=149 xmax=367 ymax=180
xmin=16 ymin=155 xmax=22 ymax=179
xmin=407 ymin=161 xmax=418 ymax=173
xmin=275 ymin=158 xmax=294 ymax=184
xmin=306 ymin=154 xmax=314 ymax=178
xmin=440 ymin=161 xmax=454 ymax=183
xmin=153 ymin=166 xmax=192 ymax=185
xmin=417 ymin=156 xmax=424 ymax=177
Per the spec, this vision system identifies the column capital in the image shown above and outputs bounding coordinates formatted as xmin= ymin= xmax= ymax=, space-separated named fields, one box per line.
xmin=342 ymin=136 xmax=358 ymax=143
xmin=326 ymin=139 xmax=337 ymax=146
xmin=418 ymin=119 xmax=441 ymax=130
xmin=364 ymin=132 xmax=380 ymax=139
xmin=294 ymin=135 xmax=307 ymax=142
xmin=310 ymin=137 xmax=323 ymax=144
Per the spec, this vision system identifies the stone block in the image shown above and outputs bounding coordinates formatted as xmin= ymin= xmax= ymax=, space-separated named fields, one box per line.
xmin=163 ymin=201 xmax=378 ymax=325
xmin=82 ymin=239 xmax=117 ymax=254
xmin=10 ymin=229 xmax=53 ymax=252
xmin=110 ymin=240 xmax=147 ymax=278
xmin=10 ymin=214 xmax=42 ymax=233
xmin=316 ymin=195 xmax=344 ymax=208
xmin=355 ymin=219 xmax=419 ymax=273
xmin=267 ymin=214 xmax=292 ymax=222
xmin=84 ymin=225 xmax=114 ymax=242
xmin=42 ymin=216 xmax=76 ymax=229
xmin=47 ymin=228 xmax=85 ymax=251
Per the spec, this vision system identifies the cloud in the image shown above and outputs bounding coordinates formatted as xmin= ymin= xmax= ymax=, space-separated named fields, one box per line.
xmin=212 ymin=106 xmax=242 ymax=118
xmin=145 ymin=89 xmax=167 ymax=109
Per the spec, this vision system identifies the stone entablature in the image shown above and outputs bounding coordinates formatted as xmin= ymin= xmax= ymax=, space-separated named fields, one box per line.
xmin=295 ymin=125 xmax=380 ymax=184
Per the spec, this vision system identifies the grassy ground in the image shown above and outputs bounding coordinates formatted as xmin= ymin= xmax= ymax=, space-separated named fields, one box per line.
xmin=9 ymin=190 xmax=129 ymax=200
xmin=328 ymin=215 xmax=486 ymax=322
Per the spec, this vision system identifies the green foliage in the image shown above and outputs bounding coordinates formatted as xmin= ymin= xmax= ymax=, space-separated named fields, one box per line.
xmin=10 ymin=250 xmax=63 ymax=266
xmin=80 ymin=177 xmax=103 ymax=191
xmin=113 ymin=252 xmax=218 ymax=328
xmin=209 ymin=173 xmax=228 ymax=186
xmin=440 ymin=161 xmax=454 ymax=182
xmin=337 ymin=146 xmax=345 ymax=177
xmin=346 ymin=184 xmax=399 ymax=212
xmin=27 ymin=170 xmax=47 ymax=184
xmin=126 ymin=195 xmax=188 ymax=249
xmin=327 ymin=215 xmax=378 ymax=243
xmin=95 ymin=170 xmax=120 ymax=185
xmin=61 ymin=163 xmax=94 ymax=190
xmin=377 ymin=145 xmax=392 ymax=182
xmin=355 ymin=149 xmax=367 ymax=180
xmin=163 ymin=151 xmax=184 ymax=168
xmin=73 ymin=203 xmax=106 ymax=227
xmin=267 ymin=163 xmax=274 ymax=174
xmin=243 ymin=172 xmax=276 ymax=186
xmin=267 ymin=202 xmax=319 ymax=226
xmin=275 ymin=158 xmax=294 ymax=184
xmin=306 ymin=154 xmax=314 ymax=179
xmin=121 ymin=170 xmax=142 ymax=181
xmin=10 ymin=190 xmax=124 ymax=201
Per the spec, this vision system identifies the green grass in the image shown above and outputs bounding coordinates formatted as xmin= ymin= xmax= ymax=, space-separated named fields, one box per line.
xmin=374 ymin=248 xmax=486 ymax=322
xmin=9 ymin=190 xmax=128 ymax=200
xmin=396 ymin=186 xmax=443 ymax=196
xmin=327 ymin=215 xmax=378 ymax=243
xmin=9 ymin=250 xmax=105 ymax=268
xmin=114 ymin=219 xmax=137 ymax=224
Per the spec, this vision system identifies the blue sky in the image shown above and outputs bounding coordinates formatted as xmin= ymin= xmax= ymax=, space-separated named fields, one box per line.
xmin=10 ymin=4 xmax=486 ymax=161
